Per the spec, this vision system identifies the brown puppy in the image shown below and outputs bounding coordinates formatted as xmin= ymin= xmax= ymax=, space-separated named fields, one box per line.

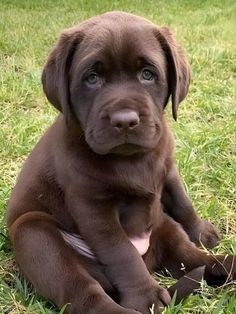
xmin=7 ymin=12 xmax=235 ymax=314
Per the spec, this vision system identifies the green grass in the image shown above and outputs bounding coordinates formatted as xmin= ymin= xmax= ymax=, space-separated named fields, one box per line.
xmin=0 ymin=0 xmax=235 ymax=313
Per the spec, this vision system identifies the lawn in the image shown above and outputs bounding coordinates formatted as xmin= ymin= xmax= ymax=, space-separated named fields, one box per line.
xmin=0 ymin=0 xmax=235 ymax=313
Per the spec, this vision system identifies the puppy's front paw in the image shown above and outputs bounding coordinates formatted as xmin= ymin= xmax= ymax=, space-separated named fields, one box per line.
xmin=187 ymin=218 xmax=220 ymax=249
xmin=120 ymin=280 xmax=171 ymax=314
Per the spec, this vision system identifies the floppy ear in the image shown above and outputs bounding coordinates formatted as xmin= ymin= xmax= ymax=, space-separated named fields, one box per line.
xmin=42 ymin=29 xmax=83 ymax=121
xmin=155 ymin=27 xmax=191 ymax=120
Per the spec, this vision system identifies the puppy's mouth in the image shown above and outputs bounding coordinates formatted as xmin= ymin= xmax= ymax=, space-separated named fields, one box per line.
xmin=88 ymin=138 xmax=155 ymax=156
xmin=85 ymin=119 xmax=161 ymax=156
xmin=109 ymin=143 xmax=147 ymax=156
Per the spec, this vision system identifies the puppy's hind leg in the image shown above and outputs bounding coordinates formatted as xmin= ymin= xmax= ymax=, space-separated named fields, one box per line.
xmin=9 ymin=211 xmax=139 ymax=314
xmin=145 ymin=215 xmax=235 ymax=286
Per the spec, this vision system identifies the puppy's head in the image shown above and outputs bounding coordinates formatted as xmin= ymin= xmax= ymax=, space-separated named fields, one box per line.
xmin=42 ymin=12 xmax=190 ymax=155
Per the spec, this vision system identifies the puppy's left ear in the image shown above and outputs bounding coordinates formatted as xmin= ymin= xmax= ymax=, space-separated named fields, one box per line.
xmin=155 ymin=27 xmax=191 ymax=120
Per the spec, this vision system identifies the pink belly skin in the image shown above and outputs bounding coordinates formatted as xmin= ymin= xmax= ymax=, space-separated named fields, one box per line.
xmin=61 ymin=230 xmax=152 ymax=259
xmin=129 ymin=230 xmax=152 ymax=256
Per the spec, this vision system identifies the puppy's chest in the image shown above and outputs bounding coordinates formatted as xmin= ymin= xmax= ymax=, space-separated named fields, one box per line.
xmin=108 ymin=157 xmax=165 ymax=235
xmin=115 ymin=194 xmax=159 ymax=236
xmin=111 ymin=156 xmax=165 ymax=196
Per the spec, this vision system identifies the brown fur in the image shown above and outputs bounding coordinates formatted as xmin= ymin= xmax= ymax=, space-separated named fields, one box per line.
xmin=7 ymin=12 xmax=235 ymax=314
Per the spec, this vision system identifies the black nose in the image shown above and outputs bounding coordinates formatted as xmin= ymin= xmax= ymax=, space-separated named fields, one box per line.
xmin=110 ymin=110 xmax=140 ymax=131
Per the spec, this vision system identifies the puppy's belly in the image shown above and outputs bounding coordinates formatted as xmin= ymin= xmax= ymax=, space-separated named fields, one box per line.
xmin=61 ymin=230 xmax=151 ymax=259
xmin=129 ymin=231 xmax=152 ymax=256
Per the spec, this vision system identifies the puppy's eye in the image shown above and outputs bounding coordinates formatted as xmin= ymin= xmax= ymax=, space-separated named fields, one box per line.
xmin=86 ymin=73 xmax=98 ymax=85
xmin=141 ymin=68 xmax=154 ymax=81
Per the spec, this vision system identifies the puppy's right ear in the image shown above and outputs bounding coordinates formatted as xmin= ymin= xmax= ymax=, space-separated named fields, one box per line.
xmin=42 ymin=29 xmax=83 ymax=121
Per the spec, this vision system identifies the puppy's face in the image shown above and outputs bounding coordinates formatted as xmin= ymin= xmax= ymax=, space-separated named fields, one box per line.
xmin=70 ymin=20 xmax=168 ymax=155
xmin=42 ymin=12 xmax=191 ymax=155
